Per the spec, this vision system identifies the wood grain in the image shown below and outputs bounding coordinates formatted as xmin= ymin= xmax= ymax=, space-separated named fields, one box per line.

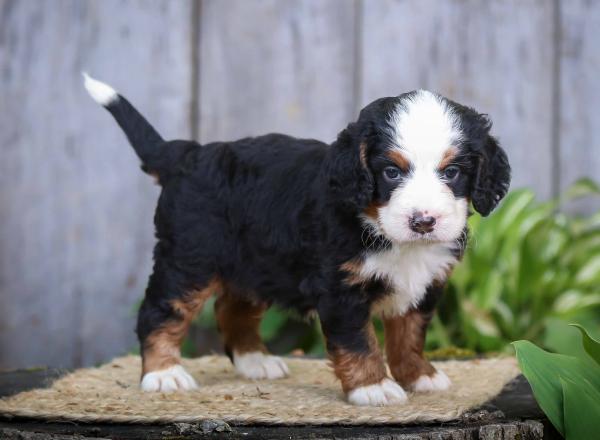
xmin=0 ymin=0 xmax=193 ymax=369
xmin=558 ymin=0 xmax=600 ymax=213
xmin=359 ymin=0 xmax=556 ymax=199
xmin=197 ymin=0 xmax=358 ymax=144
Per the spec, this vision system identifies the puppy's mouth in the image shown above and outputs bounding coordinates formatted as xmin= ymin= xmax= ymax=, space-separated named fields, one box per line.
xmin=378 ymin=225 xmax=443 ymax=246
xmin=362 ymin=215 xmax=455 ymax=248
xmin=405 ymin=231 xmax=444 ymax=243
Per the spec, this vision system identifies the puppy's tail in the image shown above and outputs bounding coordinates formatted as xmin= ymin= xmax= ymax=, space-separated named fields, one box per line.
xmin=83 ymin=72 xmax=168 ymax=175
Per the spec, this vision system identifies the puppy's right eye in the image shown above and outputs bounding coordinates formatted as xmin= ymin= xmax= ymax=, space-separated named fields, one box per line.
xmin=383 ymin=166 xmax=402 ymax=181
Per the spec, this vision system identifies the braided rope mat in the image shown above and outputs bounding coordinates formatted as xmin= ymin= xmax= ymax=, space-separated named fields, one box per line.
xmin=0 ymin=355 xmax=519 ymax=425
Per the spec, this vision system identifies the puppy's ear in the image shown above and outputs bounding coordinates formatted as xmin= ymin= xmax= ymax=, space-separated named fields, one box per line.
xmin=327 ymin=123 xmax=374 ymax=211
xmin=471 ymin=135 xmax=511 ymax=216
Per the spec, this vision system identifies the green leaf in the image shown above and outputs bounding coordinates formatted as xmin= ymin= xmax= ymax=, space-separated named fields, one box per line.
xmin=562 ymin=178 xmax=600 ymax=201
xmin=497 ymin=190 xmax=536 ymax=235
xmin=554 ymin=291 xmax=600 ymax=314
xmin=574 ymin=253 xmax=600 ymax=287
xmin=561 ymin=376 xmax=600 ymax=440
xmin=570 ymin=324 xmax=600 ymax=366
xmin=512 ymin=340 xmax=600 ymax=436
xmin=474 ymin=270 xmax=503 ymax=310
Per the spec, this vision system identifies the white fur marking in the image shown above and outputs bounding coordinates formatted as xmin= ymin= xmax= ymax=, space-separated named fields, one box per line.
xmin=140 ymin=365 xmax=198 ymax=392
xmin=373 ymin=90 xmax=469 ymax=245
xmin=411 ymin=370 xmax=452 ymax=392
xmin=368 ymin=242 xmax=457 ymax=317
xmin=347 ymin=378 xmax=408 ymax=406
xmin=391 ymin=90 xmax=462 ymax=165
xmin=233 ymin=351 xmax=289 ymax=380
xmin=82 ymin=72 xmax=118 ymax=106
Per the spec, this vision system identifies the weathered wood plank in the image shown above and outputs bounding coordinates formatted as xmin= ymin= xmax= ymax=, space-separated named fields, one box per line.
xmin=0 ymin=421 xmax=547 ymax=440
xmin=360 ymin=0 xmax=555 ymax=200
xmin=0 ymin=0 xmax=193 ymax=368
xmin=198 ymin=0 xmax=358 ymax=144
xmin=559 ymin=0 xmax=600 ymax=212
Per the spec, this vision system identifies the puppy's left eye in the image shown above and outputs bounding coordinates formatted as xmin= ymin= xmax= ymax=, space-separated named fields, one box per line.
xmin=383 ymin=166 xmax=402 ymax=181
xmin=442 ymin=165 xmax=460 ymax=180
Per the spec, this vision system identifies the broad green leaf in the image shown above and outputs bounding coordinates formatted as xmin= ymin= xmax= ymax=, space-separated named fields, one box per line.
xmin=497 ymin=190 xmax=535 ymax=234
xmin=536 ymin=226 xmax=569 ymax=262
xmin=493 ymin=300 xmax=514 ymax=331
xmin=513 ymin=341 xmax=565 ymax=435
xmin=512 ymin=340 xmax=600 ymax=436
xmin=543 ymin=318 xmax=587 ymax=358
xmin=574 ymin=254 xmax=600 ymax=286
xmin=474 ymin=271 xmax=503 ymax=310
xmin=570 ymin=324 xmax=600 ymax=366
xmin=554 ymin=291 xmax=600 ymax=314
xmin=562 ymin=177 xmax=600 ymax=201
xmin=561 ymin=376 xmax=600 ymax=440
xmin=560 ymin=234 xmax=600 ymax=267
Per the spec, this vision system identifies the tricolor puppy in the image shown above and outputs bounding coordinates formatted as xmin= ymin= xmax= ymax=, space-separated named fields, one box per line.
xmin=84 ymin=74 xmax=510 ymax=406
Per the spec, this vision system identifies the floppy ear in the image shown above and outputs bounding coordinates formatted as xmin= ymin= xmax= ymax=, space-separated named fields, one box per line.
xmin=326 ymin=123 xmax=374 ymax=212
xmin=471 ymin=135 xmax=511 ymax=216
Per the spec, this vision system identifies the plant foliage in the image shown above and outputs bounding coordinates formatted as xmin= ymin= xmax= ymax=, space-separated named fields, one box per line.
xmin=430 ymin=178 xmax=600 ymax=354
xmin=513 ymin=325 xmax=600 ymax=438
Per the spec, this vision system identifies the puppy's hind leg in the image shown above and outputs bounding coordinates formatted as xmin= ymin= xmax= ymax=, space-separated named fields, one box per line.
xmin=215 ymin=290 xmax=289 ymax=380
xmin=136 ymin=270 xmax=221 ymax=392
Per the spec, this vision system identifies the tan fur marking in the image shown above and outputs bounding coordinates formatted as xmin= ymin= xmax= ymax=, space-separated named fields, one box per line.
xmin=363 ymin=201 xmax=382 ymax=220
xmin=359 ymin=142 xmax=368 ymax=168
xmin=340 ymin=259 xmax=365 ymax=286
xmin=387 ymin=150 xmax=410 ymax=171
xmin=215 ymin=291 xmax=267 ymax=355
xmin=142 ymin=279 xmax=220 ymax=375
xmin=330 ymin=324 xmax=387 ymax=393
xmin=383 ymin=310 xmax=436 ymax=388
xmin=438 ymin=146 xmax=458 ymax=170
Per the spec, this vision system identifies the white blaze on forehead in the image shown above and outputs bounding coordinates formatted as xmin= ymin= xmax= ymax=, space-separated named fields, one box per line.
xmin=390 ymin=90 xmax=462 ymax=166
xmin=372 ymin=90 xmax=469 ymax=246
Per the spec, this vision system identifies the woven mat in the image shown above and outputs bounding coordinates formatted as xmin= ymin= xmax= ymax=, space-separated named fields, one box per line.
xmin=0 ymin=355 xmax=519 ymax=425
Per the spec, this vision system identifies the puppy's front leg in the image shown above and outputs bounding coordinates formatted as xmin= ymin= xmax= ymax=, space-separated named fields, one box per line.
xmin=383 ymin=285 xmax=451 ymax=392
xmin=319 ymin=303 xmax=407 ymax=406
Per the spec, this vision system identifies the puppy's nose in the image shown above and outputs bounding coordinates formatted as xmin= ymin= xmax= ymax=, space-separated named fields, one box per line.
xmin=409 ymin=212 xmax=436 ymax=234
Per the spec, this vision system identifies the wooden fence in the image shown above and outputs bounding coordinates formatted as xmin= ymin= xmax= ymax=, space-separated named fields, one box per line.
xmin=1 ymin=0 xmax=598 ymax=368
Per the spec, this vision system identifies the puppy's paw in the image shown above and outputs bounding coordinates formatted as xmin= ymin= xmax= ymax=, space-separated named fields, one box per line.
xmin=347 ymin=378 xmax=408 ymax=406
xmin=140 ymin=365 xmax=198 ymax=392
xmin=410 ymin=369 xmax=451 ymax=392
xmin=233 ymin=351 xmax=289 ymax=380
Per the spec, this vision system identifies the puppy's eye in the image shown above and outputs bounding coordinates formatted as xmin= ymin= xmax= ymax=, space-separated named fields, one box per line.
xmin=383 ymin=166 xmax=402 ymax=181
xmin=442 ymin=165 xmax=460 ymax=180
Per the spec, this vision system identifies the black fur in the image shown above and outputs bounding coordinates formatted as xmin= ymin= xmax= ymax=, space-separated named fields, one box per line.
xmin=98 ymin=91 xmax=509 ymax=362
xmin=441 ymin=98 xmax=511 ymax=216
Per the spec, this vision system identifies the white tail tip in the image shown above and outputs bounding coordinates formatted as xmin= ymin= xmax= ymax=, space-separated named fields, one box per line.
xmin=82 ymin=72 xmax=118 ymax=106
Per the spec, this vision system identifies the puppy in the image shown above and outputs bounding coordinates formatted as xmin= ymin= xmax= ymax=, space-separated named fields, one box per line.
xmin=84 ymin=74 xmax=510 ymax=406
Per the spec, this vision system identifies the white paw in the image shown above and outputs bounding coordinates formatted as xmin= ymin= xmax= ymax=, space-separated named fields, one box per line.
xmin=233 ymin=351 xmax=289 ymax=380
xmin=410 ymin=370 xmax=451 ymax=392
xmin=140 ymin=365 xmax=198 ymax=392
xmin=347 ymin=378 xmax=408 ymax=406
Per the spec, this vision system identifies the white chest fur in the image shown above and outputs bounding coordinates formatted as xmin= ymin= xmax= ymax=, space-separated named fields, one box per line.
xmin=364 ymin=243 xmax=457 ymax=317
